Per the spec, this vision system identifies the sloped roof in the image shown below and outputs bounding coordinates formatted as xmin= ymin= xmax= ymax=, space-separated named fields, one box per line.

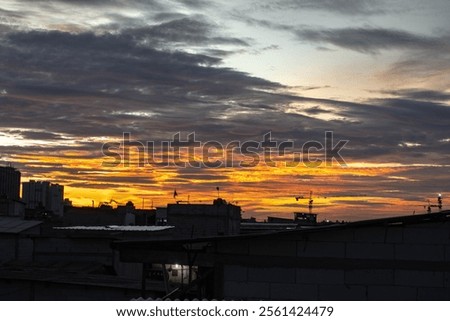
xmin=0 ymin=217 xmax=42 ymax=234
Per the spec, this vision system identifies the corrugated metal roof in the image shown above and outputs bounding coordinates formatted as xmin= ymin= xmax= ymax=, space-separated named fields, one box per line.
xmin=0 ymin=217 xmax=42 ymax=234
xmin=54 ymin=225 xmax=174 ymax=232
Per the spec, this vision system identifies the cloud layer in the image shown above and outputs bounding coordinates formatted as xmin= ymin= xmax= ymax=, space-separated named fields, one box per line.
xmin=0 ymin=0 xmax=449 ymax=219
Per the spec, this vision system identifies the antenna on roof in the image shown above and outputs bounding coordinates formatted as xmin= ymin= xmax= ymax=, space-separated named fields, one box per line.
xmin=308 ymin=191 xmax=313 ymax=214
xmin=424 ymin=194 xmax=443 ymax=213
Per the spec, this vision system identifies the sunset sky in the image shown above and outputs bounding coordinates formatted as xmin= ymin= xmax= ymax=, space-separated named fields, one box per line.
xmin=1 ymin=0 xmax=449 ymax=221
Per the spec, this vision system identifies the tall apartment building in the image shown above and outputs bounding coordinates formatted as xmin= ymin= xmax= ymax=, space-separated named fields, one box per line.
xmin=0 ymin=166 xmax=24 ymax=217
xmin=0 ymin=165 xmax=21 ymax=200
xmin=22 ymin=181 xmax=64 ymax=217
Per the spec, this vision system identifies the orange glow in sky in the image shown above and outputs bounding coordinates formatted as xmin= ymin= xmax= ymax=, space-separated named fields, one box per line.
xmin=1 ymin=0 xmax=449 ymax=221
xmin=11 ymin=147 xmax=444 ymax=221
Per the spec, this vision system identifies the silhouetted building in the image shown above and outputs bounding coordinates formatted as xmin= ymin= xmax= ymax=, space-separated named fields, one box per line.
xmin=240 ymin=221 xmax=298 ymax=234
xmin=0 ymin=165 xmax=21 ymax=200
xmin=114 ymin=211 xmax=450 ymax=300
xmin=0 ymin=217 xmax=42 ymax=263
xmin=240 ymin=213 xmax=319 ymax=234
xmin=22 ymin=180 xmax=64 ymax=217
xmin=267 ymin=216 xmax=294 ymax=223
xmin=0 ymin=223 xmax=171 ymax=300
xmin=62 ymin=205 xmax=156 ymax=226
xmin=0 ymin=166 xmax=24 ymax=217
xmin=0 ymin=198 xmax=25 ymax=217
xmin=155 ymin=207 xmax=168 ymax=226
xmin=294 ymin=212 xmax=318 ymax=225
xmin=166 ymin=198 xmax=241 ymax=238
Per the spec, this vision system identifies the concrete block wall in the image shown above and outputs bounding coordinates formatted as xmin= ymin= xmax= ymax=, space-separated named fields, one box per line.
xmin=0 ymin=238 xmax=16 ymax=263
xmin=34 ymin=237 xmax=113 ymax=264
xmin=0 ymin=235 xmax=36 ymax=264
xmin=0 ymin=278 xmax=145 ymax=300
xmin=167 ymin=203 xmax=241 ymax=238
xmin=222 ymin=220 xmax=450 ymax=300
xmin=170 ymin=216 xmax=226 ymax=238
xmin=17 ymin=238 xmax=34 ymax=262
xmin=223 ymin=266 xmax=356 ymax=300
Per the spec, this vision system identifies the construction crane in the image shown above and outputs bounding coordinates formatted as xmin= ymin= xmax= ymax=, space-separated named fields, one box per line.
xmin=295 ymin=191 xmax=368 ymax=214
xmin=295 ymin=191 xmax=314 ymax=214
xmin=98 ymin=199 xmax=121 ymax=209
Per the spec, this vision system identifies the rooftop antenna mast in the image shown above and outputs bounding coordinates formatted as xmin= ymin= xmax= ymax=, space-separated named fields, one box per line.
xmin=426 ymin=199 xmax=431 ymax=214
xmin=308 ymin=191 xmax=313 ymax=214
xmin=424 ymin=194 xmax=443 ymax=213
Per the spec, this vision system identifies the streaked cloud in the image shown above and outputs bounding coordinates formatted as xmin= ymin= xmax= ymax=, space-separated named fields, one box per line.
xmin=256 ymin=0 xmax=386 ymax=15
xmin=295 ymin=27 xmax=447 ymax=53
xmin=0 ymin=0 xmax=449 ymax=219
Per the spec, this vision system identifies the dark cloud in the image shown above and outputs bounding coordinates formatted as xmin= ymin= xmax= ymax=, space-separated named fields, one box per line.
xmin=176 ymin=0 xmax=211 ymax=9
xmin=0 ymin=28 xmax=287 ymax=147
xmin=0 ymin=1 xmax=449 ymax=218
xmin=332 ymin=200 xmax=389 ymax=206
xmin=382 ymin=49 xmax=450 ymax=86
xmin=380 ymin=89 xmax=450 ymax=102
xmin=295 ymin=27 xmax=445 ymax=53
xmin=302 ymin=106 xmax=325 ymax=115
xmin=31 ymin=0 xmax=163 ymax=8
xmin=176 ymin=173 xmax=229 ymax=180
xmin=125 ymin=17 xmax=250 ymax=48
xmin=153 ymin=12 xmax=188 ymax=22
xmin=5 ymin=130 xmax=68 ymax=141
xmin=257 ymin=0 xmax=386 ymax=15
xmin=239 ymin=16 xmax=449 ymax=61
xmin=238 ymin=16 xmax=294 ymax=32
xmin=294 ymin=85 xmax=331 ymax=91
xmin=296 ymin=0 xmax=384 ymax=14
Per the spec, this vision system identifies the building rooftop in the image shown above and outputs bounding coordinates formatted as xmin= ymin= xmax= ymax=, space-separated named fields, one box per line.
xmin=113 ymin=210 xmax=450 ymax=249
xmin=240 ymin=222 xmax=298 ymax=231
xmin=0 ymin=264 xmax=165 ymax=291
xmin=0 ymin=217 xmax=42 ymax=234
xmin=54 ymin=225 xmax=173 ymax=232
